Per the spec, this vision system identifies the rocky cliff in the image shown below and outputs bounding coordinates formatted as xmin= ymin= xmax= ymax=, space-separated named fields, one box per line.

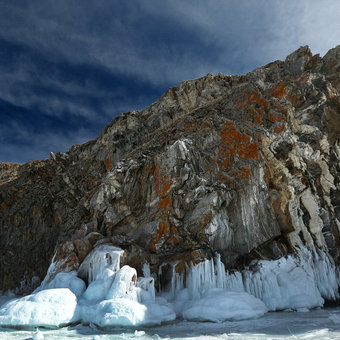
xmin=1 ymin=45 xmax=340 ymax=294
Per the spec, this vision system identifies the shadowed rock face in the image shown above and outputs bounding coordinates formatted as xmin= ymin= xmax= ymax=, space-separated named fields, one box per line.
xmin=1 ymin=45 xmax=340 ymax=293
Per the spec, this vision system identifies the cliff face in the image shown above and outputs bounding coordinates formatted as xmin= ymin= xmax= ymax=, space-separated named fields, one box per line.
xmin=1 ymin=45 xmax=340 ymax=293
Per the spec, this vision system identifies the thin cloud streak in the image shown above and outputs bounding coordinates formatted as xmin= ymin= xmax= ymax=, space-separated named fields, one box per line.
xmin=0 ymin=1 xmax=339 ymax=163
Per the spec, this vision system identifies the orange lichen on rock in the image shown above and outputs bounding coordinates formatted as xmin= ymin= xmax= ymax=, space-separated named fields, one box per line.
xmin=288 ymin=94 xmax=297 ymax=106
xmin=295 ymin=73 xmax=310 ymax=86
xmin=202 ymin=212 xmax=212 ymax=227
xmin=168 ymin=226 xmax=182 ymax=244
xmin=73 ymin=239 xmax=92 ymax=263
xmin=237 ymin=91 xmax=270 ymax=125
xmin=217 ymin=121 xmax=258 ymax=183
xmin=150 ymin=161 xmax=176 ymax=252
xmin=246 ymin=92 xmax=270 ymax=109
xmin=184 ymin=121 xmax=201 ymax=132
xmin=271 ymin=84 xmax=286 ymax=99
xmin=231 ymin=166 xmax=252 ymax=180
xmin=53 ymin=244 xmax=80 ymax=272
xmin=158 ymin=196 xmax=172 ymax=212
xmin=154 ymin=162 xmax=171 ymax=200
xmin=249 ymin=106 xmax=264 ymax=124
xmin=267 ymin=109 xmax=287 ymax=134
xmin=219 ymin=173 xmax=227 ymax=181
xmin=268 ymin=111 xmax=286 ymax=123
xmin=54 ymin=213 xmax=61 ymax=226
xmin=105 ymin=157 xmax=111 ymax=171
xmin=149 ymin=220 xmax=169 ymax=252
xmin=238 ymin=141 xmax=259 ymax=160
xmin=149 ymin=218 xmax=183 ymax=253
xmin=172 ymin=250 xmax=203 ymax=273
xmin=219 ymin=121 xmax=258 ymax=168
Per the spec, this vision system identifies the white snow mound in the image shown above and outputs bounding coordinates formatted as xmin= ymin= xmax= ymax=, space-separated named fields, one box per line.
xmin=182 ymin=288 xmax=268 ymax=322
xmin=0 ymin=288 xmax=78 ymax=327
xmin=35 ymin=271 xmax=86 ymax=297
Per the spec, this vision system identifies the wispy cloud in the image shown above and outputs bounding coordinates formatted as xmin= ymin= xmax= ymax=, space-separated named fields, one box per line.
xmin=0 ymin=0 xmax=339 ymax=163
xmin=0 ymin=117 xmax=96 ymax=163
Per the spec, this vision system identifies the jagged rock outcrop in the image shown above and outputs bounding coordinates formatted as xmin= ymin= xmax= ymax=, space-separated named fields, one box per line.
xmin=1 ymin=45 xmax=340 ymax=293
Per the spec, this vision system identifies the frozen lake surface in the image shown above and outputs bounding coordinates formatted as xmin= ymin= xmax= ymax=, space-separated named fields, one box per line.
xmin=1 ymin=308 xmax=340 ymax=340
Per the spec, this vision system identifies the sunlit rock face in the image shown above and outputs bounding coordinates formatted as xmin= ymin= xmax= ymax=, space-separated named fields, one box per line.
xmin=0 ymin=45 xmax=340 ymax=293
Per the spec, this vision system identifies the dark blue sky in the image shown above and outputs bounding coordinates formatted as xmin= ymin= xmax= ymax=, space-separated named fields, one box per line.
xmin=0 ymin=0 xmax=339 ymax=163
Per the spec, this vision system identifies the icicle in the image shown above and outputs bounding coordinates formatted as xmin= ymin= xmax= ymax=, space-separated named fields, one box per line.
xmin=136 ymin=277 xmax=156 ymax=302
xmin=35 ymin=252 xmax=58 ymax=291
xmin=158 ymin=263 xmax=167 ymax=292
xmin=225 ymin=270 xmax=244 ymax=292
xmin=215 ymin=254 xmax=226 ymax=289
xmin=137 ymin=262 xmax=156 ymax=302
xmin=142 ymin=263 xmax=151 ymax=278
xmin=185 ymin=254 xmax=226 ymax=299
xmin=170 ymin=263 xmax=184 ymax=299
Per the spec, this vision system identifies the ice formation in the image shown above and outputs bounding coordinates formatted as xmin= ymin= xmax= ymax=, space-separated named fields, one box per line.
xmin=185 ymin=254 xmax=227 ymax=299
xmin=79 ymin=261 xmax=175 ymax=327
xmin=169 ymin=254 xmax=267 ymax=321
xmin=34 ymin=271 xmax=86 ymax=297
xmin=176 ymin=248 xmax=340 ymax=312
xmin=0 ymin=288 xmax=78 ymax=327
xmin=182 ymin=288 xmax=268 ymax=322
xmin=1 ymin=244 xmax=339 ymax=328
xmin=167 ymin=248 xmax=340 ymax=318
xmin=237 ymin=248 xmax=340 ymax=311
xmin=78 ymin=244 xmax=124 ymax=283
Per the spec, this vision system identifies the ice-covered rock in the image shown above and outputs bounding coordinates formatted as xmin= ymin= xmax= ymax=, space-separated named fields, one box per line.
xmin=241 ymin=249 xmax=340 ymax=311
xmin=79 ymin=263 xmax=175 ymax=326
xmin=106 ymin=265 xmax=137 ymax=300
xmin=0 ymin=288 xmax=78 ymax=327
xmin=80 ymin=298 xmax=147 ymax=327
xmin=136 ymin=277 xmax=156 ymax=302
xmin=35 ymin=271 xmax=86 ymax=297
xmin=182 ymin=288 xmax=268 ymax=322
xmin=80 ymin=296 xmax=176 ymax=327
xmin=170 ymin=250 xmax=340 ymax=314
xmin=78 ymin=244 xmax=124 ymax=283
